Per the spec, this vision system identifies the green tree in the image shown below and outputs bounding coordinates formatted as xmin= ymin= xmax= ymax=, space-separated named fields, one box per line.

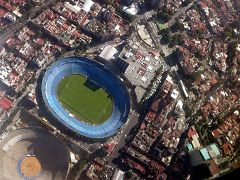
xmin=182 ymin=0 xmax=192 ymax=7
xmin=160 ymin=28 xmax=171 ymax=44
xmin=156 ymin=11 xmax=171 ymax=23
xmin=171 ymin=20 xmax=184 ymax=32
xmin=170 ymin=34 xmax=184 ymax=46
xmin=223 ymin=26 xmax=234 ymax=38
xmin=36 ymin=30 xmax=43 ymax=37
xmin=227 ymin=41 xmax=237 ymax=60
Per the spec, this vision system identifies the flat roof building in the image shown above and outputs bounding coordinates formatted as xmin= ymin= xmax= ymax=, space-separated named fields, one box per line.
xmin=99 ymin=45 xmax=118 ymax=61
xmin=82 ymin=0 xmax=94 ymax=13
xmin=118 ymin=45 xmax=161 ymax=89
xmin=122 ymin=3 xmax=138 ymax=16
xmin=200 ymin=148 xmax=211 ymax=161
xmin=112 ymin=169 xmax=125 ymax=180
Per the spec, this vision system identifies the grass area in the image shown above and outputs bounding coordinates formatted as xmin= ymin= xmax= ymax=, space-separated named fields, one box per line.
xmin=155 ymin=18 xmax=168 ymax=30
xmin=57 ymin=74 xmax=113 ymax=125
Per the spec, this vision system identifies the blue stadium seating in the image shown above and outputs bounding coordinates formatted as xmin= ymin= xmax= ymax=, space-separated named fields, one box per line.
xmin=41 ymin=57 xmax=130 ymax=139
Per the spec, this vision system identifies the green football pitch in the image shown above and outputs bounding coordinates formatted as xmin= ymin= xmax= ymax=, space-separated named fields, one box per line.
xmin=57 ymin=74 xmax=113 ymax=125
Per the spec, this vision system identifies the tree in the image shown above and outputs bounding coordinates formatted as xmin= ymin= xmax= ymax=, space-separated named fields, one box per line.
xmin=191 ymin=69 xmax=204 ymax=81
xmin=227 ymin=41 xmax=237 ymax=60
xmin=125 ymin=25 xmax=134 ymax=37
xmin=182 ymin=0 xmax=192 ymax=7
xmin=36 ymin=30 xmax=43 ymax=37
xmin=160 ymin=28 xmax=171 ymax=44
xmin=125 ymin=170 xmax=134 ymax=179
xmin=171 ymin=20 xmax=184 ymax=32
xmin=223 ymin=26 xmax=234 ymax=38
xmin=169 ymin=34 xmax=184 ymax=47
xmin=156 ymin=10 xmax=171 ymax=23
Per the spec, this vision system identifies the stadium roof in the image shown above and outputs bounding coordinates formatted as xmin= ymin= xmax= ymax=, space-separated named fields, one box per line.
xmin=41 ymin=57 xmax=130 ymax=139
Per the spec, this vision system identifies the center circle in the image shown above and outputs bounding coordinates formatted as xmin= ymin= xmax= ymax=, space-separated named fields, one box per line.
xmin=20 ymin=156 xmax=42 ymax=177
xmin=57 ymin=74 xmax=113 ymax=125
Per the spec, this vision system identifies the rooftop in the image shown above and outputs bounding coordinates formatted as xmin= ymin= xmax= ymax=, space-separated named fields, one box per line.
xmin=0 ymin=96 xmax=12 ymax=110
xmin=200 ymin=148 xmax=211 ymax=161
xmin=118 ymin=42 xmax=162 ymax=89
xmin=99 ymin=45 xmax=118 ymax=61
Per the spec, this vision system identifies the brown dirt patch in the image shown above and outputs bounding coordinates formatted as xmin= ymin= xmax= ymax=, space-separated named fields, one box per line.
xmin=20 ymin=156 xmax=41 ymax=177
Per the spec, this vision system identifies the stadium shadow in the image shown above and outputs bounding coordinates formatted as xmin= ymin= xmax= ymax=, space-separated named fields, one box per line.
xmin=83 ymin=79 xmax=100 ymax=91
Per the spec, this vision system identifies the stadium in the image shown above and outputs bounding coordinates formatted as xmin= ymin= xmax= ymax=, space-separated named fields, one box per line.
xmin=0 ymin=128 xmax=70 ymax=180
xmin=41 ymin=57 xmax=130 ymax=139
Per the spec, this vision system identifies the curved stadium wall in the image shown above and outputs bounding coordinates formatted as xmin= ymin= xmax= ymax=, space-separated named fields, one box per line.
xmin=41 ymin=57 xmax=130 ymax=139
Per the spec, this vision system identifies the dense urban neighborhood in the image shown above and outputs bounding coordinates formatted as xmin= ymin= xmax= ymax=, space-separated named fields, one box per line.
xmin=0 ymin=0 xmax=240 ymax=180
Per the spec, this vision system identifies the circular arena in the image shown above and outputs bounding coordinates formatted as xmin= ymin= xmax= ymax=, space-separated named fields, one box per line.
xmin=0 ymin=128 xmax=70 ymax=180
xmin=41 ymin=57 xmax=130 ymax=139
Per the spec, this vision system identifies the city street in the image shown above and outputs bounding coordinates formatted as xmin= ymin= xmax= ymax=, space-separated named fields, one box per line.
xmin=105 ymin=110 xmax=139 ymax=167
xmin=167 ymin=0 xmax=197 ymax=27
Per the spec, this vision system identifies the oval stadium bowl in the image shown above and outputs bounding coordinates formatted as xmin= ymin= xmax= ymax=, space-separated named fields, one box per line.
xmin=41 ymin=57 xmax=130 ymax=139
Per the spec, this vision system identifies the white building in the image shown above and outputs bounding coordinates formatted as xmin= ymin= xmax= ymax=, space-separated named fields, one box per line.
xmin=99 ymin=45 xmax=118 ymax=61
